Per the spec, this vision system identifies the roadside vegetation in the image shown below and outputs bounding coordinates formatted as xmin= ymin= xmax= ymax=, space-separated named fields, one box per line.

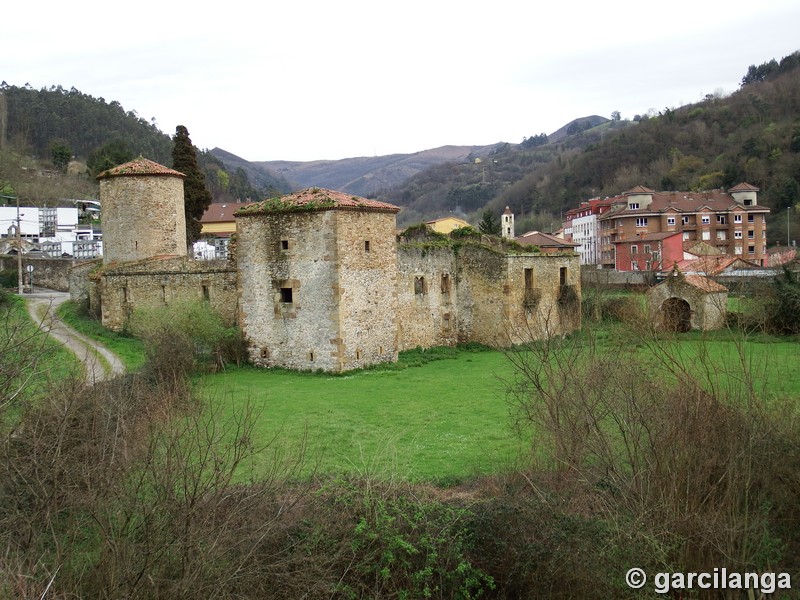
xmin=2 ymin=279 xmax=799 ymax=598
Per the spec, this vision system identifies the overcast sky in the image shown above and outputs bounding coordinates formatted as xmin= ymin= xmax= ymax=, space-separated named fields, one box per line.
xmin=5 ymin=0 xmax=800 ymax=162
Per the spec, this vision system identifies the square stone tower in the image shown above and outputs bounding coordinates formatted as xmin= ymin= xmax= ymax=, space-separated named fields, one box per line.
xmin=235 ymin=188 xmax=400 ymax=372
xmin=97 ymin=157 xmax=187 ymax=264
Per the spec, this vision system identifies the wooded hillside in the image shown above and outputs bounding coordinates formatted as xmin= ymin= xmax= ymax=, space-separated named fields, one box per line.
xmin=378 ymin=52 xmax=800 ymax=236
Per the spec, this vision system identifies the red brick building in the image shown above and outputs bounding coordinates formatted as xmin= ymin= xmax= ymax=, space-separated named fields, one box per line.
xmin=598 ymin=183 xmax=769 ymax=271
xmin=613 ymin=231 xmax=684 ymax=272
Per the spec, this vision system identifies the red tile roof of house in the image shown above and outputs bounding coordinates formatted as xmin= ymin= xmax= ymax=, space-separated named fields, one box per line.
xmin=625 ymin=185 xmax=656 ymax=194
xmin=597 ymin=184 xmax=768 ymax=218
xmin=669 ymin=255 xmax=759 ymax=276
xmin=201 ymin=202 xmax=258 ymax=223
xmin=96 ymin=157 xmax=185 ymax=179
xmin=728 ymin=182 xmax=760 ymax=192
xmin=516 ymin=230 xmax=579 ymax=248
xmin=236 ymin=188 xmax=400 ymax=215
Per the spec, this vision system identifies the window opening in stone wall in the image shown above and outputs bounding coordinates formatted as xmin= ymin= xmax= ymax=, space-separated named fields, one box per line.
xmin=308 ymin=351 xmax=314 ymax=362
xmin=280 ymin=287 xmax=293 ymax=303
xmin=356 ymin=349 xmax=362 ymax=360
xmin=441 ymin=273 xmax=451 ymax=295
xmin=414 ymin=276 xmax=426 ymax=295
xmin=260 ymin=347 xmax=269 ymax=359
xmin=202 ymin=284 xmax=210 ymax=302
xmin=122 ymin=286 xmax=129 ymax=303
xmin=524 ymin=268 xmax=533 ymax=292
xmin=281 ymin=239 xmax=289 ymax=250
xmin=559 ymin=267 xmax=567 ymax=287
xmin=364 ymin=240 xmax=370 ymax=252
xmin=442 ymin=313 xmax=451 ymax=330
xmin=161 ymin=285 xmax=167 ymax=304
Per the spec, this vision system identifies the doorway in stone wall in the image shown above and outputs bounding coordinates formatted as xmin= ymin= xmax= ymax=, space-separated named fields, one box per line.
xmin=661 ymin=297 xmax=692 ymax=332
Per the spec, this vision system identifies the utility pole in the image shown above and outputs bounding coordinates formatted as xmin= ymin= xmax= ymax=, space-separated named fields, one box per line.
xmin=16 ymin=196 xmax=23 ymax=294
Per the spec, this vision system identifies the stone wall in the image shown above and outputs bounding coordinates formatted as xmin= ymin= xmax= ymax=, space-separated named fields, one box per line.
xmin=100 ymin=175 xmax=187 ymax=264
xmin=238 ymin=209 xmax=401 ymax=372
xmin=237 ymin=210 xmax=341 ymax=371
xmin=395 ymin=244 xmax=582 ymax=350
xmin=92 ymin=257 xmax=237 ymax=331
xmin=0 ymin=255 xmax=90 ymax=292
xmin=336 ymin=210 xmax=399 ymax=370
xmin=396 ymin=245 xmax=459 ymax=351
xmin=459 ymin=247 xmax=581 ymax=346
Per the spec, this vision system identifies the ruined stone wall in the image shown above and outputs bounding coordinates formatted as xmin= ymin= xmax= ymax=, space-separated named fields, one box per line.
xmin=94 ymin=257 xmax=236 ymax=331
xmin=396 ymin=244 xmax=581 ymax=350
xmin=336 ymin=210 xmax=399 ymax=369
xmin=100 ymin=175 xmax=187 ymax=264
xmin=396 ymin=245 xmax=459 ymax=351
xmin=68 ymin=260 xmax=101 ymax=301
xmin=236 ymin=211 xmax=340 ymax=371
xmin=0 ymin=255 xmax=90 ymax=292
xmin=453 ymin=245 xmax=510 ymax=346
xmin=500 ymin=253 xmax=582 ymax=344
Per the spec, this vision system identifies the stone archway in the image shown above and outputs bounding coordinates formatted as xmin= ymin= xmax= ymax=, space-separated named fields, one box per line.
xmin=661 ymin=297 xmax=692 ymax=332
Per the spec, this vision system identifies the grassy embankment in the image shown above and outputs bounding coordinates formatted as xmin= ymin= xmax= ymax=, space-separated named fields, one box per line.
xmin=2 ymin=293 xmax=82 ymax=402
xmin=57 ymin=301 xmax=146 ymax=371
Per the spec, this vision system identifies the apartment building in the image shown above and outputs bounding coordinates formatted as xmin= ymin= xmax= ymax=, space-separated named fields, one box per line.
xmin=563 ymin=197 xmax=617 ymax=265
xmin=597 ymin=183 xmax=769 ymax=271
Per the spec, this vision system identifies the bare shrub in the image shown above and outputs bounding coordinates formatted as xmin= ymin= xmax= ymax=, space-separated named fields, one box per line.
xmin=0 ymin=352 xmax=309 ymax=598
xmin=505 ymin=322 xmax=800 ymax=582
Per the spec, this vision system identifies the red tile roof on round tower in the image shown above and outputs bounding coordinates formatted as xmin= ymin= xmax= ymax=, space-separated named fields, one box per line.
xmin=96 ymin=157 xmax=186 ymax=180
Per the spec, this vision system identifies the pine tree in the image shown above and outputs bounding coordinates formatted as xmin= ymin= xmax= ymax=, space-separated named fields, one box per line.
xmin=478 ymin=209 xmax=501 ymax=235
xmin=172 ymin=125 xmax=212 ymax=245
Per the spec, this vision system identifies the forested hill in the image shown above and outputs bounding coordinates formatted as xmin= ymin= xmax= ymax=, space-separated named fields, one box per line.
xmin=378 ymin=51 xmax=800 ymax=233
xmin=0 ymin=84 xmax=286 ymax=203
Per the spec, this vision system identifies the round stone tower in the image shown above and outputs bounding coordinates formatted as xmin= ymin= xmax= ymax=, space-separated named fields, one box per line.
xmin=97 ymin=157 xmax=187 ymax=264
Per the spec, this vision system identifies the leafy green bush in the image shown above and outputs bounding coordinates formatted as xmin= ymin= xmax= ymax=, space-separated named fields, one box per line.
xmin=302 ymin=477 xmax=494 ymax=599
xmin=130 ymin=300 xmax=246 ymax=374
xmin=0 ymin=269 xmax=17 ymax=289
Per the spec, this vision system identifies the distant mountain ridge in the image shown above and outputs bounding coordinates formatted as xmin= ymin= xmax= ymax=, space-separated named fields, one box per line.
xmin=212 ymin=143 xmax=508 ymax=198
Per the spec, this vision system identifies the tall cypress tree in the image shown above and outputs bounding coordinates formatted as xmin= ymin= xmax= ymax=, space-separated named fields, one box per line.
xmin=172 ymin=125 xmax=212 ymax=245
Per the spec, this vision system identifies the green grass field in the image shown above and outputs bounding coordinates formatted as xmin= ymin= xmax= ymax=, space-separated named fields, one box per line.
xmin=201 ymin=348 xmax=529 ymax=484
xmin=201 ymin=329 xmax=800 ymax=483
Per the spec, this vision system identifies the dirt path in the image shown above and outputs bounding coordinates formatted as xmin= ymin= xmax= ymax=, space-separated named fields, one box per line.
xmin=24 ymin=289 xmax=126 ymax=383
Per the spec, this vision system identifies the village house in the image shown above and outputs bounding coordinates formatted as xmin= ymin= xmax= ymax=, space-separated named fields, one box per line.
xmin=515 ymin=230 xmax=580 ymax=254
xmin=424 ymin=215 xmax=471 ymax=234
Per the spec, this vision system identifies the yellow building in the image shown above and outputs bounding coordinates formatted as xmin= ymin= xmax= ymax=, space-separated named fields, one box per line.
xmin=425 ymin=216 xmax=471 ymax=234
xmin=200 ymin=202 xmax=256 ymax=237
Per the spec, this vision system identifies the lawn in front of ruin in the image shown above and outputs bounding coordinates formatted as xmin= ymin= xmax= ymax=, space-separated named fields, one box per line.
xmin=200 ymin=330 xmax=800 ymax=483
xmin=200 ymin=346 xmax=529 ymax=483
